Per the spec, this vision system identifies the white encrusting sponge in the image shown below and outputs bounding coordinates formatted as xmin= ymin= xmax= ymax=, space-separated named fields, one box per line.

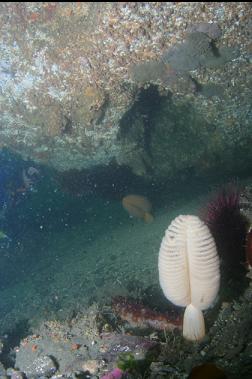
xmin=158 ymin=215 xmax=220 ymax=341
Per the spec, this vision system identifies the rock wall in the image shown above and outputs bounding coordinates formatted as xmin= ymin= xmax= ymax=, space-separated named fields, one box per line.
xmin=0 ymin=2 xmax=251 ymax=178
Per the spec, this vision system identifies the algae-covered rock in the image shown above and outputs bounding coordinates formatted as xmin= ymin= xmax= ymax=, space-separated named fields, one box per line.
xmin=0 ymin=2 xmax=251 ymax=178
xmin=15 ymin=356 xmax=58 ymax=379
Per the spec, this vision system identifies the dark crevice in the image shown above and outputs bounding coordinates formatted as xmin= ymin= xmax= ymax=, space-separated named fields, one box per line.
xmin=118 ymin=85 xmax=172 ymax=161
xmin=0 ymin=319 xmax=31 ymax=368
xmin=61 ymin=115 xmax=73 ymax=135
xmin=210 ymin=40 xmax=221 ymax=57
xmin=56 ymin=161 xmax=153 ymax=200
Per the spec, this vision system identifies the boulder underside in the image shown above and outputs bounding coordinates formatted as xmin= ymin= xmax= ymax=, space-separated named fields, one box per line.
xmin=0 ymin=2 xmax=251 ymax=179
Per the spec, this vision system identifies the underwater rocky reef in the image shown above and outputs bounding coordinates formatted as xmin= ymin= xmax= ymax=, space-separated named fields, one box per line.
xmin=0 ymin=182 xmax=251 ymax=378
xmin=0 ymin=273 xmax=250 ymax=379
xmin=0 ymin=3 xmax=252 ymax=379
xmin=0 ymin=2 xmax=251 ymax=181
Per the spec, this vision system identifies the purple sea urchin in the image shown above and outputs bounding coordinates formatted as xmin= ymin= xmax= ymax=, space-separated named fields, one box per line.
xmin=203 ymin=186 xmax=240 ymax=228
xmin=201 ymin=185 xmax=249 ymax=280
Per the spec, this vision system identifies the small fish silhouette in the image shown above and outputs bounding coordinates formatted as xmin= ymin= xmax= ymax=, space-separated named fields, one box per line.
xmin=122 ymin=194 xmax=154 ymax=223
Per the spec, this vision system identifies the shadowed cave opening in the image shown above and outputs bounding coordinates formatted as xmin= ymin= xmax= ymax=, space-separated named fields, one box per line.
xmin=118 ymin=83 xmax=252 ymax=188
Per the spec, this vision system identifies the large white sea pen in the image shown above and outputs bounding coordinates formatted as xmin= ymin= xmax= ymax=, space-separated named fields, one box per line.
xmin=158 ymin=215 xmax=220 ymax=341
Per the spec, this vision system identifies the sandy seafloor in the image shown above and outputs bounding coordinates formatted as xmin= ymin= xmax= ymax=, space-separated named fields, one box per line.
xmin=0 ymin=175 xmax=250 ymax=336
xmin=0 ymin=194 xmax=185 ymax=332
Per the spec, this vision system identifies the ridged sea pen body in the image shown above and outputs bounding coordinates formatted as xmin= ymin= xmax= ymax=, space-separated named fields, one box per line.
xmin=158 ymin=215 xmax=220 ymax=341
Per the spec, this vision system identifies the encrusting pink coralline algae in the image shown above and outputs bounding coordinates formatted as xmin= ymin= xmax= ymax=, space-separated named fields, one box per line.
xmin=100 ymin=367 xmax=123 ymax=379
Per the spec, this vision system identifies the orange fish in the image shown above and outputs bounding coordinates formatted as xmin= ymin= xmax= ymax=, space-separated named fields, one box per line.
xmin=122 ymin=194 xmax=153 ymax=223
